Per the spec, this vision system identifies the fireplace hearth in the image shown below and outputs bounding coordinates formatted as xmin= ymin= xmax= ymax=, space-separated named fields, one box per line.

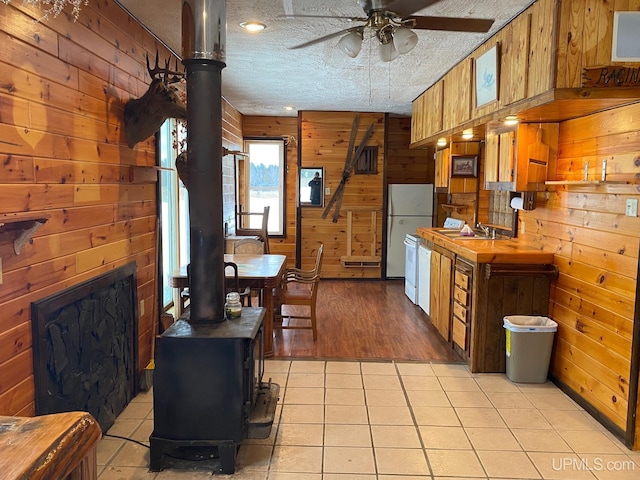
xmin=31 ymin=263 xmax=138 ymax=433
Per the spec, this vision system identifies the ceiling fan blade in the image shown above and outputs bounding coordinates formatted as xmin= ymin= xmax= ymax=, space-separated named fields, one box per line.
xmin=408 ymin=15 xmax=494 ymax=32
xmin=382 ymin=0 xmax=443 ymax=17
xmin=279 ymin=14 xmax=367 ymax=22
xmin=289 ymin=26 xmax=364 ymax=50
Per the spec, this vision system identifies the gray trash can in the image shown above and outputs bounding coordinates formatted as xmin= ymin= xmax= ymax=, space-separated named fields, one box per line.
xmin=504 ymin=315 xmax=558 ymax=383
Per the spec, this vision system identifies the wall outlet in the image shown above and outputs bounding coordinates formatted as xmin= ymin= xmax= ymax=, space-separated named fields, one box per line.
xmin=325 ymin=187 xmax=330 ymax=195
xmin=140 ymin=299 xmax=145 ymax=316
xmin=625 ymin=198 xmax=638 ymax=217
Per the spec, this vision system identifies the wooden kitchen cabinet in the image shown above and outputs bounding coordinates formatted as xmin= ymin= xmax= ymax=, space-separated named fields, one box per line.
xmin=435 ymin=147 xmax=450 ymax=189
xmin=429 ymin=246 xmax=453 ymax=341
xmin=472 ymin=263 xmax=557 ymax=373
xmin=452 ymin=258 xmax=474 ymax=358
xmin=484 ymin=123 xmax=559 ymax=192
xmin=421 ymin=234 xmax=556 ymax=373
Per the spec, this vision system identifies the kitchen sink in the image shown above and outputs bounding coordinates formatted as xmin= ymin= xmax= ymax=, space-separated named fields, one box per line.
xmin=433 ymin=228 xmax=509 ymax=240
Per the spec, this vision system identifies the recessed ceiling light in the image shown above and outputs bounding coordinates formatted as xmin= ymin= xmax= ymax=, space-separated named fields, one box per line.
xmin=240 ymin=22 xmax=266 ymax=32
xmin=437 ymin=137 xmax=447 ymax=147
xmin=462 ymin=129 xmax=474 ymax=140
xmin=283 ymin=106 xmax=294 ymax=111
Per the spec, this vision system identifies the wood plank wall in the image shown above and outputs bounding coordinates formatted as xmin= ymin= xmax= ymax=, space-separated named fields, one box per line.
xmin=520 ymin=102 xmax=640 ymax=439
xmin=0 ymin=1 xmax=242 ymax=417
xmin=300 ymin=112 xmax=386 ymax=278
xmin=222 ymin=103 xmax=244 ymax=229
xmin=386 ymin=116 xmax=434 ymax=185
xmin=241 ymin=115 xmax=432 ymax=275
xmin=240 ymin=116 xmax=298 ymax=265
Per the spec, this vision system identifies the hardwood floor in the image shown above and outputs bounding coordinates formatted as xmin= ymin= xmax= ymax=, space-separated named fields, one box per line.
xmin=271 ymin=279 xmax=463 ymax=363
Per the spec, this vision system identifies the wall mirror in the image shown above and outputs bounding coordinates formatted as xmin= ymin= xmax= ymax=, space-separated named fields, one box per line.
xmin=300 ymin=167 xmax=324 ymax=207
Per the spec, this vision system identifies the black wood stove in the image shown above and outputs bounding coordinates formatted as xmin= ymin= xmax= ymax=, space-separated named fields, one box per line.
xmin=149 ymin=309 xmax=278 ymax=473
xmin=149 ymin=0 xmax=278 ymax=474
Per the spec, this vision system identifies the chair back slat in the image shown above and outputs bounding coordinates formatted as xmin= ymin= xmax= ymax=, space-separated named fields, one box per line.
xmin=233 ymin=238 xmax=264 ymax=254
xmin=235 ymin=206 xmax=270 ymax=253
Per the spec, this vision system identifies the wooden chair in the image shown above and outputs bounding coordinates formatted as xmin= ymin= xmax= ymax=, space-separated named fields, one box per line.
xmin=232 ymin=237 xmax=265 ymax=254
xmin=181 ymin=262 xmax=252 ymax=309
xmin=274 ymin=244 xmax=324 ymax=340
xmin=235 ymin=206 xmax=270 ymax=253
xmin=225 ymin=261 xmax=252 ymax=307
xmin=230 ymin=237 xmax=265 ymax=305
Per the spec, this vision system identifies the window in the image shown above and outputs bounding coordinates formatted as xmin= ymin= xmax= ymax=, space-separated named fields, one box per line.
xmin=158 ymin=119 xmax=189 ymax=310
xmin=243 ymin=139 xmax=285 ymax=236
xmin=355 ymin=146 xmax=378 ymax=174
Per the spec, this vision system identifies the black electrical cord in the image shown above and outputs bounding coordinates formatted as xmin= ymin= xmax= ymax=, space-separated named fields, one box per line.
xmin=103 ymin=433 xmax=220 ymax=463
xmin=103 ymin=433 xmax=149 ymax=449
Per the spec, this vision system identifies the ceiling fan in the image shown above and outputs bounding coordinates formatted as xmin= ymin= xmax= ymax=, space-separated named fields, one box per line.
xmin=287 ymin=0 xmax=495 ymax=62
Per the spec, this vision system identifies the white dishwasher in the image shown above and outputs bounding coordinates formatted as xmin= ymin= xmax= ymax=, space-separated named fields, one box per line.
xmin=403 ymin=234 xmax=421 ymax=304
xmin=418 ymin=244 xmax=431 ymax=315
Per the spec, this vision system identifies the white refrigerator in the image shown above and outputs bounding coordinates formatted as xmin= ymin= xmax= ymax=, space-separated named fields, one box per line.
xmin=386 ymin=184 xmax=434 ymax=278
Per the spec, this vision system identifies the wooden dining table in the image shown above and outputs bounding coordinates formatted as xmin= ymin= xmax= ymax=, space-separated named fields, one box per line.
xmin=170 ymin=254 xmax=287 ymax=357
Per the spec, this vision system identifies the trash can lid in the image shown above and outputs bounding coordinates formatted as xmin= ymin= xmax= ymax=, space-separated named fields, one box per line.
xmin=504 ymin=315 xmax=558 ymax=332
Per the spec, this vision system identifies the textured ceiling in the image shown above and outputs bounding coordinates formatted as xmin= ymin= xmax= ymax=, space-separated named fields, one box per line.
xmin=116 ymin=0 xmax=535 ymax=117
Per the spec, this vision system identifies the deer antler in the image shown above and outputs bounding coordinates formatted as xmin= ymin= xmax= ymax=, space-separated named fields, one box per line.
xmin=147 ymin=52 xmax=184 ymax=85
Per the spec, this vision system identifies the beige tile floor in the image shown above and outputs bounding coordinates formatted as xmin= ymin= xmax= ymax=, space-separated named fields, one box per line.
xmin=98 ymin=360 xmax=640 ymax=479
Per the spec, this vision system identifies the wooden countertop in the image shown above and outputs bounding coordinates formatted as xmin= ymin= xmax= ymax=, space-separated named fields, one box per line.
xmin=0 ymin=411 xmax=101 ymax=479
xmin=417 ymin=227 xmax=554 ymax=264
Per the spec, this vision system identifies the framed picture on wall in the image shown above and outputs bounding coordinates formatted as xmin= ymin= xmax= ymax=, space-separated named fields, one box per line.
xmin=475 ymin=45 xmax=499 ymax=108
xmin=451 ymin=155 xmax=478 ymax=178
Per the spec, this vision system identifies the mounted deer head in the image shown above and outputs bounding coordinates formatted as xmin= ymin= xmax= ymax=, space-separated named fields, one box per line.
xmin=124 ymin=52 xmax=187 ymax=148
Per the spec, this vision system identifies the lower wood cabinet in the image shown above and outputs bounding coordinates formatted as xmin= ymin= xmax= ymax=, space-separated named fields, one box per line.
xmin=426 ymin=240 xmax=557 ymax=373
xmin=452 ymin=258 xmax=473 ymax=357
xmin=471 ymin=263 xmax=557 ymax=373
xmin=429 ymin=246 xmax=454 ymax=342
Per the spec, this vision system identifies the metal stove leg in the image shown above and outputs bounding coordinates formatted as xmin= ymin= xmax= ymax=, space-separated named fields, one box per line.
xmin=218 ymin=441 xmax=236 ymax=474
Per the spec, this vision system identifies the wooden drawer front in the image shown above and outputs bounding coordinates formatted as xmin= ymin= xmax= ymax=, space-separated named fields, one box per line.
xmin=452 ymin=318 xmax=467 ymax=349
xmin=455 ymin=270 xmax=469 ymax=289
xmin=454 ymin=285 xmax=468 ymax=305
xmin=453 ymin=301 xmax=468 ymax=323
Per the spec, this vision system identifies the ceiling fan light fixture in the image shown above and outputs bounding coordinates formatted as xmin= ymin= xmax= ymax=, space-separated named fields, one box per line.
xmin=378 ymin=41 xmax=399 ymax=62
xmin=392 ymin=26 xmax=418 ymax=55
xmin=337 ymin=30 xmax=363 ymax=58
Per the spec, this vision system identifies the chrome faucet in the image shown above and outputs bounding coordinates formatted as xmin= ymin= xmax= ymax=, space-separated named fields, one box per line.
xmin=476 ymin=223 xmax=490 ymax=237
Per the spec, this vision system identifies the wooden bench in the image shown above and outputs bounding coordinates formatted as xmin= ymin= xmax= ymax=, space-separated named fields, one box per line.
xmin=0 ymin=411 xmax=101 ymax=480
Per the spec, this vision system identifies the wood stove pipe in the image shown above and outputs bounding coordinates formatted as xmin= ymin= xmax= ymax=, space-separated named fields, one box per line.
xmin=182 ymin=0 xmax=226 ymax=323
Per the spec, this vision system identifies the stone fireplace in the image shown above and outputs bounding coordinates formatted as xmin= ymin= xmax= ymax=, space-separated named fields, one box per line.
xmin=30 ymin=263 xmax=138 ymax=433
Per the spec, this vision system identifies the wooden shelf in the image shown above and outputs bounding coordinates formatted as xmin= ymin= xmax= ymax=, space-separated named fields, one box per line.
xmin=441 ymin=204 xmax=468 ymax=212
xmin=0 ymin=213 xmax=51 ymax=254
xmin=340 ymin=256 xmax=381 ymax=268
xmin=544 ymin=180 xmax=626 ymax=185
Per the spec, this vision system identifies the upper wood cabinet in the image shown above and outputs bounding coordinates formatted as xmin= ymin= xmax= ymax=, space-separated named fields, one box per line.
xmin=410 ymin=0 xmax=640 ymax=147
xmin=435 ymin=147 xmax=450 ymax=189
xmin=484 ymin=123 xmax=559 ymax=191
